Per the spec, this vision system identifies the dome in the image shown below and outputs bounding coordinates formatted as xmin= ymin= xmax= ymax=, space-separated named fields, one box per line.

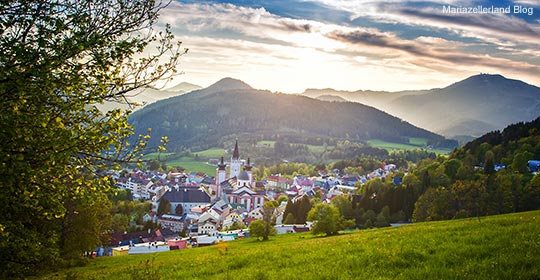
xmin=238 ymin=171 xmax=250 ymax=181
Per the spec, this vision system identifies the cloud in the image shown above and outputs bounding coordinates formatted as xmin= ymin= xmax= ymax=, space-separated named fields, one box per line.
xmin=304 ymin=1 xmax=540 ymax=46
xmin=390 ymin=4 xmax=540 ymax=43
xmin=325 ymin=28 xmax=540 ymax=79
xmin=156 ymin=1 xmax=540 ymax=91
xmin=160 ymin=2 xmax=315 ymax=40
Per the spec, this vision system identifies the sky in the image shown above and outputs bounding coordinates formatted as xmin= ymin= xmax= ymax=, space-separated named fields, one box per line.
xmin=157 ymin=0 xmax=540 ymax=93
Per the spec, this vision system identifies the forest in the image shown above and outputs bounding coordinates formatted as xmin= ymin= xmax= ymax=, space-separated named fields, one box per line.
xmin=351 ymin=116 xmax=540 ymax=225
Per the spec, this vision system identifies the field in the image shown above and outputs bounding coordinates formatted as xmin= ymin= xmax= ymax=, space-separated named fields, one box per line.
xmin=36 ymin=211 xmax=540 ymax=280
xmin=166 ymin=156 xmax=217 ymax=175
xmin=143 ymin=153 xmax=217 ymax=175
xmin=192 ymin=148 xmax=227 ymax=158
xmin=257 ymin=140 xmax=334 ymax=153
xmin=367 ymin=139 xmax=452 ymax=155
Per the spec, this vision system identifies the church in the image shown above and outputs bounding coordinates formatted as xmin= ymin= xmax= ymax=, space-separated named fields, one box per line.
xmin=214 ymin=140 xmax=267 ymax=211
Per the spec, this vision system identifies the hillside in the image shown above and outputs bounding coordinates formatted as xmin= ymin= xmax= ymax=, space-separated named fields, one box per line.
xmin=97 ymin=82 xmax=202 ymax=112
xmin=302 ymin=88 xmax=433 ymax=112
xmin=300 ymin=74 xmax=540 ymax=138
xmin=129 ymin=78 xmax=454 ymax=152
xmin=452 ymin=115 xmax=540 ymax=162
xmin=386 ymin=74 xmax=540 ymax=137
xmin=36 ymin=211 xmax=540 ymax=279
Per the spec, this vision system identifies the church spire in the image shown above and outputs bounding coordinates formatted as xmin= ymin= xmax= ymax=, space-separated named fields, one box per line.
xmin=232 ymin=139 xmax=239 ymax=159
xmin=217 ymin=156 xmax=226 ymax=170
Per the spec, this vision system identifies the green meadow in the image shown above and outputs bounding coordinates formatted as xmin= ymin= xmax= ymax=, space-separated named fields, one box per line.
xmin=37 ymin=211 xmax=540 ymax=280
xmin=256 ymin=140 xmax=334 ymax=153
xmin=142 ymin=153 xmax=217 ymax=175
xmin=367 ymin=139 xmax=452 ymax=155
xmin=192 ymin=148 xmax=227 ymax=158
xmin=166 ymin=156 xmax=216 ymax=175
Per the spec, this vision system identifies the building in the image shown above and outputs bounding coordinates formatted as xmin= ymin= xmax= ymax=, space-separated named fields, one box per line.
xmin=213 ymin=140 xmax=267 ymax=211
xmin=160 ymin=187 xmax=211 ymax=215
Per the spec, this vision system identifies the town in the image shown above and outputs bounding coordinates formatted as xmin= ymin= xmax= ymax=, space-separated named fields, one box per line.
xmin=99 ymin=140 xmax=399 ymax=256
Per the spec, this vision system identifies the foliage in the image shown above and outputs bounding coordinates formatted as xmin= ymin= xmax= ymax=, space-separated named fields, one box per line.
xmin=248 ymin=220 xmax=266 ymax=240
xmin=248 ymin=202 xmax=277 ymax=241
xmin=282 ymin=196 xmax=312 ymax=225
xmin=307 ymin=203 xmax=348 ymax=236
xmin=157 ymin=198 xmax=172 ymax=216
xmin=224 ymin=221 xmax=246 ymax=231
xmin=0 ymin=0 xmax=183 ymax=276
xmin=283 ymin=213 xmax=296 ymax=224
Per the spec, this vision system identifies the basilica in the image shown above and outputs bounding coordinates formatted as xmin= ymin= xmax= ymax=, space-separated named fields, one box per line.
xmin=213 ymin=140 xmax=267 ymax=211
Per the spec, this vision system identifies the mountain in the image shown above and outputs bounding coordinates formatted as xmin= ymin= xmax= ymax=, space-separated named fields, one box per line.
xmin=315 ymin=95 xmax=348 ymax=102
xmin=300 ymin=74 xmax=540 ymax=138
xmin=129 ymin=78 xmax=455 ymax=151
xmin=386 ymin=74 xmax=540 ymax=137
xmin=301 ymin=88 xmax=433 ymax=110
xmin=96 ymin=82 xmax=202 ymax=112
xmin=164 ymin=82 xmax=202 ymax=93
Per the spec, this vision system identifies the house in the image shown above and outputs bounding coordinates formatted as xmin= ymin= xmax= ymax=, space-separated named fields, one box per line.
xmin=210 ymin=199 xmax=232 ymax=221
xmin=275 ymin=224 xmax=312 ymax=234
xmin=222 ymin=211 xmax=244 ymax=229
xmin=112 ymin=246 xmax=129 ymax=256
xmin=246 ymin=207 xmax=264 ymax=220
xmin=109 ymin=229 xmax=161 ymax=247
xmin=167 ymin=238 xmax=187 ymax=250
xmin=143 ymin=211 xmax=157 ymax=223
xmin=195 ymin=234 xmax=235 ymax=246
xmin=266 ymin=175 xmax=294 ymax=190
xmin=128 ymin=242 xmax=170 ymax=255
xmin=341 ymin=174 xmax=361 ymax=186
xmin=160 ymin=187 xmax=211 ymax=215
xmin=528 ymin=160 xmax=540 ymax=172
xmin=157 ymin=214 xmax=187 ymax=232
xmin=293 ymin=176 xmax=314 ymax=192
xmin=198 ymin=218 xmax=219 ymax=236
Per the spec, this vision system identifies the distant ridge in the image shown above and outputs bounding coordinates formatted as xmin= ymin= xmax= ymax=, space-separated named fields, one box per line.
xmin=204 ymin=77 xmax=253 ymax=93
xmin=165 ymin=82 xmax=202 ymax=93
xmin=386 ymin=74 xmax=540 ymax=137
xmin=129 ymin=78 xmax=454 ymax=151
xmin=299 ymin=74 xmax=540 ymax=138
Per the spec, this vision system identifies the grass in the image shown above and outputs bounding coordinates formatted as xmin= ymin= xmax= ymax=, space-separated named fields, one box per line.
xmin=142 ymin=152 xmax=175 ymax=161
xmin=143 ymin=150 xmax=221 ymax=175
xmin=368 ymin=139 xmax=452 ymax=155
xmin=408 ymin=137 xmax=427 ymax=146
xmin=256 ymin=140 xmax=333 ymax=153
xmin=166 ymin=157 xmax=216 ymax=175
xmin=192 ymin=148 xmax=227 ymax=158
xmin=36 ymin=211 xmax=540 ymax=280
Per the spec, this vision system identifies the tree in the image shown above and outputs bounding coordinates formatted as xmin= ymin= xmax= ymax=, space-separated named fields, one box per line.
xmin=175 ymin=204 xmax=184 ymax=216
xmin=248 ymin=220 xmax=266 ymax=240
xmin=0 ymin=0 xmax=183 ymax=276
xmin=307 ymin=203 xmax=344 ymax=236
xmin=412 ymin=187 xmax=453 ymax=222
xmin=277 ymin=195 xmax=288 ymax=205
xmin=157 ymin=198 xmax=172 ymax=216
xmin=284 ymin=213 xmax=296 ymax=224
xmin=374 ymin=211 xmax=390 ymax=227
xmin=331 ymin=195 xmax=353 ymax=220
xmin=248 ymin=202 xmax=277 ymax=241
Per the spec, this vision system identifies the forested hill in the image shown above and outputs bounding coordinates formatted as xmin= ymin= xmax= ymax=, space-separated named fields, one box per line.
xmin=129 ymin=78 xmax=455 ymax=151
xmin=451 ymin=116 xmax=540 ymax=164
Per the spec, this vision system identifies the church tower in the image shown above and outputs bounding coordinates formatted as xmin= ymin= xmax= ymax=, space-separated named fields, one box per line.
xmin=230 ymin=140 xmax=241 ymax=179
xmin=244 ymin=157 xmax=254 ymax=186
xmin=215 ymin=156 xmax=227 ymax=198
